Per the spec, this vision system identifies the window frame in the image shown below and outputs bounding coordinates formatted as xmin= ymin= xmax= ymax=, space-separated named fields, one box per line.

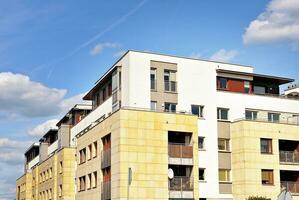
xmin=198 ymin=137 xmax=205 ymax=150
xmin=199 ymin=168 xmax=206 ymax=181
xmin=191 ymin=105 xmax=204 ymax=118
xmin=260 ymin=138 xmax=272 ymax=154
xmin=217 ymin=108 xmax=229 ymax=120
xmin=150 ymin=101 xmax=157 ymax=111
xmin=164 ymin=102 xmax=177 ymax=113
xmin=218 ymin=138 xmax=230 ymax=152
xmin=219 ymin=169 xmax=231 ymax=182
xmin=268 ymin=112 xmax=280 ymax=123
xmin=245 ymin=110 xmax=257 ymax=120
xmin=261 ymin=169 xmax=274 ymax=185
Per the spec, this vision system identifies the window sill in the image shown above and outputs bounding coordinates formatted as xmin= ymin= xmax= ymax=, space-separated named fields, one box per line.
xmin=164 ymin=91 xmax=178 ymax=94
xmin=262 ymin=183 xmax=274 ymax=186
xmin=219 ymin=181 xmax=232 ymax=184
xmin=199 ymin=180 xmax=207 ymax=183
xmin=261 ymin=152 xmax=273 ymax=155
xmin=198 ymin=149 xmax=206 ymax=151
xmin=218 ymin=150 xmax=231 ymax=153
xmin=217 ymin=119 xmax=230 ymax=122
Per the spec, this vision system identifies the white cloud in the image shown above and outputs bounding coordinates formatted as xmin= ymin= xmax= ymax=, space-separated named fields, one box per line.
xmin=27 ymin=119 xmax=59 ymax=136
xmin=210 ymin=49 xmax=238 ymax=62
xmin=189 ymin=52 xmax=202 ymax=59
xmin=114 ymin=50 xmax=127 ymax=58
xmin=0 ymin=72 xmax=66 ymax=117
xmin=90 ymin=42 xmax=119 ymax=56
xmin=243 ymin=0 xmax=299 ymax=45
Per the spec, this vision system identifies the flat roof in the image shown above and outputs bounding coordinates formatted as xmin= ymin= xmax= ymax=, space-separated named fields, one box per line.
xmin=24 ymin=142 xmax=39 ymax=155
xmin=39 ymin=129 xmax=58 ymax=142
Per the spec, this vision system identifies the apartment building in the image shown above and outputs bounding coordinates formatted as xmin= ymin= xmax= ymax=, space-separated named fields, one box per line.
xmin=17 ymin=50 xmax=299 ymax=200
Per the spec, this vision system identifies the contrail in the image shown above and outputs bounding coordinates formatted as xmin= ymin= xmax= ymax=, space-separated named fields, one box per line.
xmin=30 ymin=0 xmax=148 ymax=78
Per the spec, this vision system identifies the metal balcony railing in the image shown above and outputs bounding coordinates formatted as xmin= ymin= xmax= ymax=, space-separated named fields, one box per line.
xmin=280 ymin=151 xmax=299 ymax=164
xmin=101 ymin=181 xmax=111 ymax=200
xmin=235 ymin=116 xmax=299 ymax=126
xmin=169 ymin=177 xmax=193 ymax=191
xmin=151 ymin=79 xmax=156 ymax=90
xmin=168 ymin=143 xmax=193 ymax=158
xmin=281 ymin=181 xmax=299 ymax=194
xmin=164 ymin=81 xmax=177 ymax=92
xmin=101 ymin=149 xmax=111 ymax=169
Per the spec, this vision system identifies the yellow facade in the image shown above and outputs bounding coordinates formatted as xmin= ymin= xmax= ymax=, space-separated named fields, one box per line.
xmin=231 ymin=120 xmax=299 ymax=200
xmin=76 ymin=108 xmax=199 ymax=200
xmin=16 ymin=147 xmax=76 ymax=200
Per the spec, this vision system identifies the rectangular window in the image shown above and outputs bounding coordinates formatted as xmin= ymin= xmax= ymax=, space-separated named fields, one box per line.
xmin=268 ymin=112 xmax=280 ymax=123
xmin=87 ymin=144 xmax=92 ymax=160
xmin=87 ymin=174 xmax=91 ymax=189
xmin=260 ymin=138 xmax=272 ymax=154
xmin=218 ymin=138 xmax=230 ymax=151
xmin=244 ymin=81 xmax=250 ymax=93
xmin=150 ymin=68 xmax=156 ymax=90
xmin=199 ymin=168 xmax=205 ymax=181
xmin=164 ymin=70 xmax=176 ymax=92
xmin=92 ymin=171 xmax=97 ymax=188
xmin=79 ymin=176 xmax=86 ymax=191
xmin=59 ymin=184 xmax=62 ymax=197
xmin=219 ymin=169 xmax=231 ymax=182
xmin=198 ymin=137 xmax=205 ymax=150
xmin=218 ymin=77 xmax=228 ymax=89
xmin=79 ymin=148 xmax=86 ymax=164
xmin=164 ymin=102 xmax=176 ymax=112
xmin=93 ymin=141 xmax=97 ymax=158
xmin=150 ymin=101 xmax=157 ymax=111
xmin=49 ymin=189 xmax=52 ymax=200
xmin=254 ymin=86 xmax=266 ymax=95
xmin=245 ymin=110 xmax=257 ymax=120
xmin=59 ymin=161 xmax=63 ymax=174
xmin=49 ymin=168 xmax=52 ymax=179
xmin=217 ymin=108 xmax=229 ymax=120
xmin=261 ymin=169 xmax=274 ymax=185
xmin=191 ymin=105 xmax=204 ymax=118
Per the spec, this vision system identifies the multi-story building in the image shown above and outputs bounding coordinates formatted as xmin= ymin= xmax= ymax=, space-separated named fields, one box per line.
xmin=17 ymin=50 xmax=299 ymax=200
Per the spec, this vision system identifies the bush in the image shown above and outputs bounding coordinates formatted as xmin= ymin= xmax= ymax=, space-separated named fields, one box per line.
xmin=246 ymin=196 xmax=271 ymax=200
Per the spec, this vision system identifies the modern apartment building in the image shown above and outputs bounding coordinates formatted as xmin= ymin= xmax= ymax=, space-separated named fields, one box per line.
xmin=16 ymin=50 xmax=299 ymax=200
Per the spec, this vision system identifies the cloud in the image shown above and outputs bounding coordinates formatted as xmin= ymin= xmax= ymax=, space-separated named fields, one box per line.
xmin=243 ymin=0 xmax=299 ymax=46
xmin=0 ymin=72 xmax=66 ymax=118
xmin=27 ymin=119 xmax=59 ymax=136
xmin=209 ymin=49 xmax=238 ymax=62
xmin=189 ymin=52 xmax=202 ymax=59
xmin=90 ymin=42 xmax=119 ymax=56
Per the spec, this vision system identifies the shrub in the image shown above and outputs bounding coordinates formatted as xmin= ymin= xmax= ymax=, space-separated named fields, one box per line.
xmin=246 ymin=196 xmax=271 ymax=200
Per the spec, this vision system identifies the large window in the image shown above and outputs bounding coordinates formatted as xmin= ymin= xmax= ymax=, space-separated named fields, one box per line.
xmin=218 ymin=77 xmax=228 ymax=89
xmin=245 ymin=110 xmax=257 ymax=120
xmin=261 ymin=169 xmax=274 ymax=185
xmin=199 ymin=168 xmax=205 ymax=181
xmin=268 ymin=112 xmax=280 ymax=123
xmin=79 ymin=148 xmax=86 ymax=164
xmin=191 ymin=105 xmax=204 ymax=118
xmin=164 ymin=70 xmax=176 ymax=92
xmin=260 ymin=138 xmax=272 ymax=154
xmin=218 ymin=138 xmax=230 ymax=151
xmin=217 ymin=108 xmax=229 ymax=120
xmin=219 ymin=169 xmax=231 ymax=182
xmin=150 ymin=68 xmax=156 ymax=90
xmin=164 ymin=102 xmax=176 ymax=112
xmin=198 ymin=137 xmax=205 ymax=150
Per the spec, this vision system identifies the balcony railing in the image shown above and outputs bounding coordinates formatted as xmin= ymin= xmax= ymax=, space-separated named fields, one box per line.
xmin=281 ymin=181 xmax=299 ymax=194
xmin=169 ymin=177 xmax=193 ymax=191
xmin=280 ymin=151 xmax=299 ymax=164
xmin=235 ymin=116 xmax=299 ymax=126
xmin=168 ymin=143 xmax=193 ymax=158
xmin=101 ymin=181 xmax=111 ymax=200
xmin=164 ymin=81 xmax=177 ymax=92
xmin=101 ymin=149 xmax=111 ymax=169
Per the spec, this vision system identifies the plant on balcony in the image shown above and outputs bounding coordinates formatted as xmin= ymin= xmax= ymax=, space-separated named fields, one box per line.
xmin=246 ymin=196 xmax=271 ymax=200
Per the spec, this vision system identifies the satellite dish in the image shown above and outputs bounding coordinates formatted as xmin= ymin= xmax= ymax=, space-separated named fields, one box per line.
xmin=278 ymin=188 xmax=293 ymax=200
xmin=168 ymin=168 xmax=174 ymax=179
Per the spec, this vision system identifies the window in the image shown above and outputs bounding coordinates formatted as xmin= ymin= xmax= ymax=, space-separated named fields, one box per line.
xmin=150 ymin=101 xmax=157 ymax=111
xmin=79 ymin=148 xmax=86 ymax=164
xmin=49 ymin=168 xmax=52 ymax=179
xmin=164 ymin=70 xmax=176 ymax=92
xmin=254 ymin=86 xmax=266 ymax=95
xmin=245 ymin=110 xmax=257 ymax=120
xmin=268 ymin=112 xmax=280 ymax=123
xmin=87 ymin=174 xmax=91 ymax=190
xmin=87 ymin=144 xmax=92 ymax=160
xmin=93 ymin=142 xmax=97 ymax=158
xmin=244 ymin=81 xmax=250 ymax=93
xmin=59 ymin=184 xmax=62 ymax=197
xmin=150 ymin=68 xmax=156 ymax=90
xmin=92 ymin=171 xmax=97 ymax=188
xmin=46 ymin=169 xmax=49 ymax=180
xmin=199 ymin=168 xmax=205 ymax=181
xmin=261 ymin=169 xmax=274 ymax=185
xmin=218 ymin=77 xmax=228 ymax=89
xmin=219 ymin=169 xmax=231 ymax=182
xmin=218 ymin=138 xmax=230 ymax=151
xmin=79 ymin=176 xmax=86 ymax=191
xmin=49 ymin=189 xmax=52 ymax=200
xmin=217 ymin=108 xmax=229 ymax=120
xmin=59 ymin=161 xmax=63 ymax=174
xmin=164 ymin=102 xmax=176 ymax=112
xmin=198 ymin=137 xmax=205 ymax=150
xmin=260 ymin=138 xmax=272 ymax=154
xmin=191 ymin=105 xmax=204 ymax=118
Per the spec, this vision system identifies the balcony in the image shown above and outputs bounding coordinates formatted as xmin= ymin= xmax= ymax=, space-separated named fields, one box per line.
xmin=168 ymin=143 xmax=193 ymax=165
xmin=169 ymin=177 xmax=193 ymax=199
xmin=101 ymin=149 xmax=111 ymax=169
xmin=164 ymin=81 xmax=177 ymax=92
xmin=101 ymin=181 xmax=111 ymax=200
xmin=235 ymin=116 xmax=299 ymax=126
xmin=281 ymin=181 xmax=299 ymax=194
xmin=280 ymin=151 xmax=299 ymax=164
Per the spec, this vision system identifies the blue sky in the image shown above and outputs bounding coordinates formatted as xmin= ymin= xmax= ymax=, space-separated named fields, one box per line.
xmin=0 ymin=0 xmax=298 ymax=199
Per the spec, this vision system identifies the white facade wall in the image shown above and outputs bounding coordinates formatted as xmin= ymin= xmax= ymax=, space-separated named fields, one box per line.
xmin=27 ymin=156 xmax=39 ymax=170
xmin=47 ymin=140 xmax=58 ymax=155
